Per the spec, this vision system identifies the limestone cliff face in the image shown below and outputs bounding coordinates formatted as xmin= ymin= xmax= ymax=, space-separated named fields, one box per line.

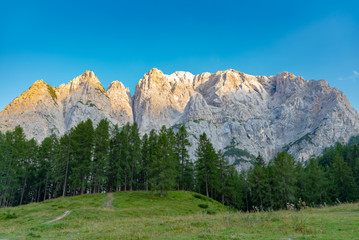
xmin=133 ymin=68 xmax=195 ymax=132
xmin=0 ymin=80 xmax=64 ymax=139
xmin=132 ymin=69 xmax=359 ymax=167
xmin=0 ymin=71 xmax=133 ymax=141
xmin=1 ymin=69 xmax=358 ymax=168
xmin=107 ymin=80 xmax=133 ymax=125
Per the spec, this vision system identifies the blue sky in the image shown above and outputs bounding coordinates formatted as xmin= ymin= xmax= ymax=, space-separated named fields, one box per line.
xmin=1 ymin=0 xmax=358 ymax=111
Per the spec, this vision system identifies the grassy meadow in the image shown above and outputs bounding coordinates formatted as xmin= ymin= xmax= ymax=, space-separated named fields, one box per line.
xmin=0 ymin=191 xmax=358 ymax=239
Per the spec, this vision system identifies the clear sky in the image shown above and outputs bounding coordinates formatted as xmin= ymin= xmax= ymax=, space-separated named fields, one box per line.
xmin=1 ymin=0 xmax=358 ymax=111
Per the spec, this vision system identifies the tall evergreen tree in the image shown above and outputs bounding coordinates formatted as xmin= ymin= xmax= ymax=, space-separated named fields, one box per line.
xmin=92 ymin=119 xmax=110 ymax=193
xmin=268 ymin=151 xmax=297 ymax=210
xmin=331 ymin=151 xmax=358 ymax=202
xmin=150 ymin=126 xmax=177 ymax=197
xmin=300 ymin=158 xmax=330 ymax=205
xmin=108 ymin=125 xmax=121 ymax=192
xmin=176 ymin=125 xmax=191 ymax=190
xmin=37 ymin=134 xmax=58 ymax=201
xmin=70 ymin=119 xmax=94 ymax=195
xmin=247 ymin=153 xmax=269 ymax=210
xmin=128 ymin=122 xmax=141 ymax=190
xmin=140 ymin=133 xmax=152 ymax=191
xmin=195 ymin=132 xmax=218 ymax=197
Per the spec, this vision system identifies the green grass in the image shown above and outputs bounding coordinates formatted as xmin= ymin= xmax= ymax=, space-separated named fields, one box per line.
xmin=0 ymin=191 xmax=358 ymax=239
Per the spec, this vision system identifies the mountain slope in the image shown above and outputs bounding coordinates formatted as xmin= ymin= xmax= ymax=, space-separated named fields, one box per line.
xmin=1 ymin=69 xmax=358 ymax=165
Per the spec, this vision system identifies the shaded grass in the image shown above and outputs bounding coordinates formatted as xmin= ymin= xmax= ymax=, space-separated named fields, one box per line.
xmin=0 ymin=191 xmax=358 ymax=239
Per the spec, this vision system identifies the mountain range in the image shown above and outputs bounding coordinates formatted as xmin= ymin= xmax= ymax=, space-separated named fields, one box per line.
xmin=1 ymin=69 xmax=358 ymax=169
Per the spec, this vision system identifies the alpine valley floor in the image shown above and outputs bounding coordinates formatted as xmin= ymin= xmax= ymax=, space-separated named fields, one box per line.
xmin=0 ymin=191 xmax=358 ymax=239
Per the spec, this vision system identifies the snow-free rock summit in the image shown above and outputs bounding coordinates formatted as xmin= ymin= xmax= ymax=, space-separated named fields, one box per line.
xmin=1 ymin=69 xmax=358 ymax=168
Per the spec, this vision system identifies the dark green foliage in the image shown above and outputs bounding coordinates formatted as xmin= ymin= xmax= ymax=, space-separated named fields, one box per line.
xmin=92 ymin=119 xmax=110 ymax=193
xmin=176 ymin=125 xmax=192 ymax=191
xmin=198 ymin=203 xmax=208 ymax=209
xmin=206 ymin=209 xmax=216 ymax=214
xmin=298 ymin=158 xmax=330 ymax=206
xmin=69 ymin=119 xmax=94 ymax=195
xmin=1 ymin=210 xmax=18 ymax=219
xmin=224 ymin=138 xmax=256 ymax=165
xmin=247 ymin=153 xmax=269 ymax=210
xmin=150 ymin=126 xmax=177 ymax=197
xmin=2 ymin=120 xmax=359 ymax=213
xmin=193 ymin=193 xmax=207 ymax=201
xmin=331 ymin=151 xmax=358 ymax=202
xmin=195 ymin=133 xmax=218 ymax=197
xmin=46 ymin=84 xmax=57 ymax=102
xmin=268 ymin=152 xmax=298 ymax=210
xmin=283 ymin=132 xmax=314 ymax=152
xmin=348 ymin=135 xmax=359 ymax=146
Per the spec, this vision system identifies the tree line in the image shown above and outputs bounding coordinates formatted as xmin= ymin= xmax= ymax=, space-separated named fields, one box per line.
xmin=0 ymin=119 xmax=358 ymax=211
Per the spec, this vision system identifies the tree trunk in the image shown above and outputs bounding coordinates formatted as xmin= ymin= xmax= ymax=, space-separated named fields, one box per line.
xmin=43 ymin=174 xmax=48 ymax=201
xmin=130 ymin=166 xmax=134 ymax=191
xmin=205 ymin=174 xmax=209 ymax=197
xmin=19 ymin=176 xmax=27 ymax=205
xmin=181 ymin=155 xmax=185 ymax=191
xmin=62 ymin=153 xmax=69 ymax=197
xmin=81 ymin=177 xmax=85 ymax=195
xmin=37 ymin=185 xmax=41 ymax=202
xmin=124 ymin=175 xmax=127 ymax=191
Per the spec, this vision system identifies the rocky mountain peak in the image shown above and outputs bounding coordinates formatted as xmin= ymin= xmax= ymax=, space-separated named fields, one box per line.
xmin=73 ymin=71 xmax=102 ymax=88
xmin=1 ymin=68 xmax=359 ymax=169
xmin=147 ymin=68 xmax=163 ymax=76
xmin=276 ymin=71 xmax=296 ymax=80
xmin=30 ymin=79 xmax=47 ymax=88
xmin=107 ymin=80 xmax=129 ymax=94
xmin=107 ymin=80 xmax=132 ymax=104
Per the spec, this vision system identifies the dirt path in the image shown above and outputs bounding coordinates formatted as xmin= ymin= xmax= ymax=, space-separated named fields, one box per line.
xmin=105 ymin=192 xmax=114 ymax=209
xmin=45 ymin=210 xmax=72 ymax=224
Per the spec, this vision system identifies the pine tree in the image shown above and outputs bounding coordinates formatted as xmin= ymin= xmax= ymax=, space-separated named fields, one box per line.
xmin=70 ymin=119 xmax=94 ymax=195
xmin=300 ymin=158 xmax=330 ymax=206
xmin=108 ymin=125 xmax=121 ymax=192
xmin=224 ymin=166 xmax=244 ymax=209
xmin=195 ymin=132 xmax=218 ymax=197
xmin=140 ymin=133 xmax=151 ymax=191
xmin=147 ymin=129 xmax=158 ymax=191
xmin=37 ymin=134 xmax=58 ymax=201
xmin=176 ymin=125 xmax=191 ymax=190
xmin=247 ymin=153 xmax=268 ymax=210
xmin=92 ymin=119 xmax=110 ymax=193
xmin=128 ymin=122 xmax=141 ymax=191
xmin=55 ymin=133 xmax=72 ymax=197
xmin=150 ymin=126 xmax=177 ymax=197
xmin=217 ymin=150 xmax=229 ymax=204
xmin=268 ymin=151 xmax=297 ymax=210
xmin=331 ymin=151 xmax=358 ymax=202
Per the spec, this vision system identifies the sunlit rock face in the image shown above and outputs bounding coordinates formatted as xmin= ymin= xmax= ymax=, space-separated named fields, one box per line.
xmin=1 ymin=69 xmax=359 ymax=169
xmin=133 ymin=68 xmax=195 ymax=132
xmin=0 ymin=71 xmax=133 ymax=142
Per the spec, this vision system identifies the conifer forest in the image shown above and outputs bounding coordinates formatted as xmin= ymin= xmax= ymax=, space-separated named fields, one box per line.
xmin=1 ymin=119 xmax=358 ymax=211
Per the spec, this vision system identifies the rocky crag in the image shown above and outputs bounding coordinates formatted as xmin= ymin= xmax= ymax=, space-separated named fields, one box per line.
xmin=1 ymin=69 xmax=358 ymax=169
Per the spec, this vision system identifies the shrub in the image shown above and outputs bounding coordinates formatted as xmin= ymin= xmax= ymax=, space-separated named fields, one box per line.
xmin=193 ymin=194 xmax=207 ymax=201
xmin=1 ymin=211 xmax=18 ymax=219
xmin=206 ymin=209 xmax=216 ymax=215
xmin=198 ymin=203 xmax=208 ymax=209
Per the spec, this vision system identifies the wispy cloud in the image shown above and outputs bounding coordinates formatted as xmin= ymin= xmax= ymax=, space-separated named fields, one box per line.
xmin=350 ymin=70 xmax=359 ymax=82
xmin=342 ymin=70 xmax=359 ymax=82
